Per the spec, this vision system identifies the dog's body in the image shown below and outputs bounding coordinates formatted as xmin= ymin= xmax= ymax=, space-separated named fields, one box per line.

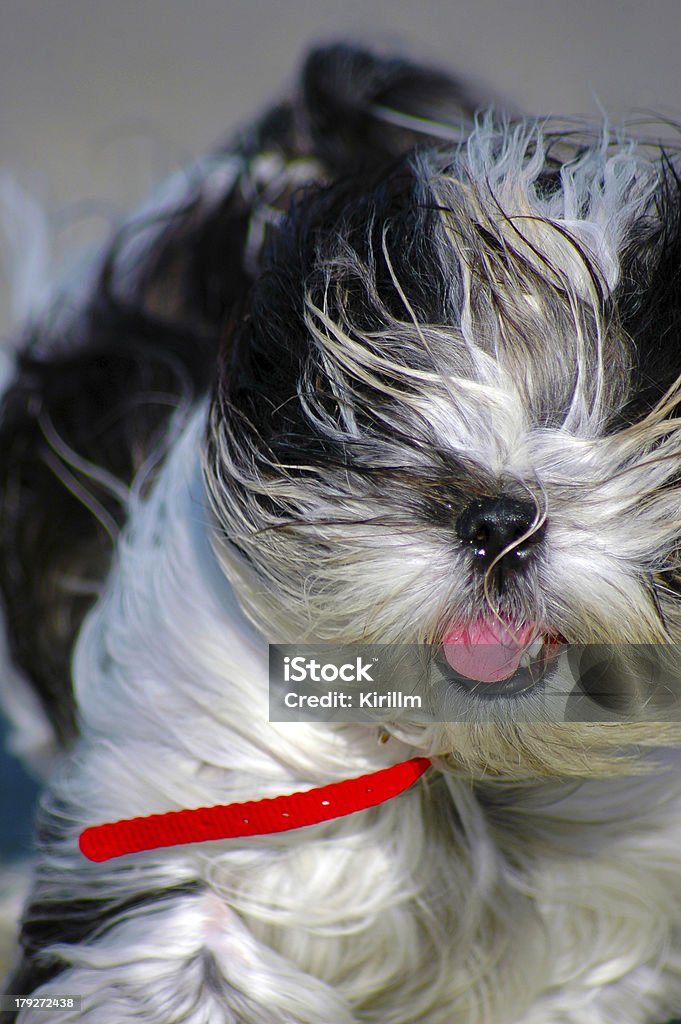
xmin=3 ymin=45 xmax=681 ymax=1023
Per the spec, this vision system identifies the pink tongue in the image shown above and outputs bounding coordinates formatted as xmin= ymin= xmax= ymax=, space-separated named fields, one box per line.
xmin=443 ymin=618 xmax=537 ymax=682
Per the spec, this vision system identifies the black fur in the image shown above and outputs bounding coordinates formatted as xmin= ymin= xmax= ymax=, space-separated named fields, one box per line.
xmin=0 ymin=44 xmax=478 ymax=1006
xmin=6 ymin=45 xmax=681 ymax=1021
xmin=615 ymin=154 xmax=681 ymax=425
xmin=0 ymin=44 xmax=475 ymax=746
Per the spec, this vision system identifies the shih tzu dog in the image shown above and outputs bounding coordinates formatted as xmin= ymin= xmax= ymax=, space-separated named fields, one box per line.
xmin=2 ymin=42 xmax=681 ymax=1024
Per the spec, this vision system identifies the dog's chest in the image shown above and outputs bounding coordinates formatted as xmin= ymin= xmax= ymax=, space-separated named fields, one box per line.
xmin=194 ymin=772 xmax=681 ymax=1021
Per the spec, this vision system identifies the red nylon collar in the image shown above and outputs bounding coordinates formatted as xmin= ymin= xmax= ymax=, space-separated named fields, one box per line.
xmin=79 ymin=756 xmax=432 ymax=862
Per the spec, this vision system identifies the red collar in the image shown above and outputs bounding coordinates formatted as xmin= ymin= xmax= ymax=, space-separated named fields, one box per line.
xmin=79 ymin=756 xmax=432 ymax=862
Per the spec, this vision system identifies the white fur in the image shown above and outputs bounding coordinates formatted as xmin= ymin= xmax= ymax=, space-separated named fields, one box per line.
xmin=7 ymin=115 xmax=681 ymax=1024
xmin=10 ymin=409 xmax=681 ymax=1023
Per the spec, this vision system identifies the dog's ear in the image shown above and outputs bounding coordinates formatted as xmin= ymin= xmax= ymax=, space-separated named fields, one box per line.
xmin=300 ymin=43 xmax=480 ymax=172
xmin=613 ymin=159 xmax=681 ymax=426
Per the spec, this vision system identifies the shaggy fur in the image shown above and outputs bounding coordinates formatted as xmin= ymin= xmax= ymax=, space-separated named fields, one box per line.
xmin=2 ymin=43 xmax=681 ymax=1023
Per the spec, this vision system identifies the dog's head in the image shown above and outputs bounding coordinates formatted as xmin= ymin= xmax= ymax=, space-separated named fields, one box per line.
xmin=204 ymin=119 xmax=681 ymax=774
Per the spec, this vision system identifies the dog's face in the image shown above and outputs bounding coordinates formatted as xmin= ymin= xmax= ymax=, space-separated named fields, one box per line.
xmin=204 ymin=122 xmax=681 ymax=774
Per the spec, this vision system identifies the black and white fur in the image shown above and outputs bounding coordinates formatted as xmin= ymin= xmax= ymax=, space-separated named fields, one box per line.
xmin=2 ymin=43 xmax=681 ymax=1023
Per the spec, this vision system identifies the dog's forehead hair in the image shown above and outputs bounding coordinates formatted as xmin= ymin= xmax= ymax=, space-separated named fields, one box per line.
xmin=224 ymin=119 xmax=673 ymax=480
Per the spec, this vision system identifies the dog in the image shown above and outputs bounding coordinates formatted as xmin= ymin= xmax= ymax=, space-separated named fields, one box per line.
xmin=2 ymin=41 xmax=681 ymax=1023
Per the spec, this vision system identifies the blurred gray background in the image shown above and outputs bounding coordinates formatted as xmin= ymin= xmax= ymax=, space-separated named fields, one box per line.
xmin=0 ymin=0 xmax=680 ymax=859
xmin=2 ymin=0 xmax=681 ymax=222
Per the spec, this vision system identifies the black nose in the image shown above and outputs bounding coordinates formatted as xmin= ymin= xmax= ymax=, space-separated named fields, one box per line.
xmin=456 ymin=495 xmax=543 ymax=569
